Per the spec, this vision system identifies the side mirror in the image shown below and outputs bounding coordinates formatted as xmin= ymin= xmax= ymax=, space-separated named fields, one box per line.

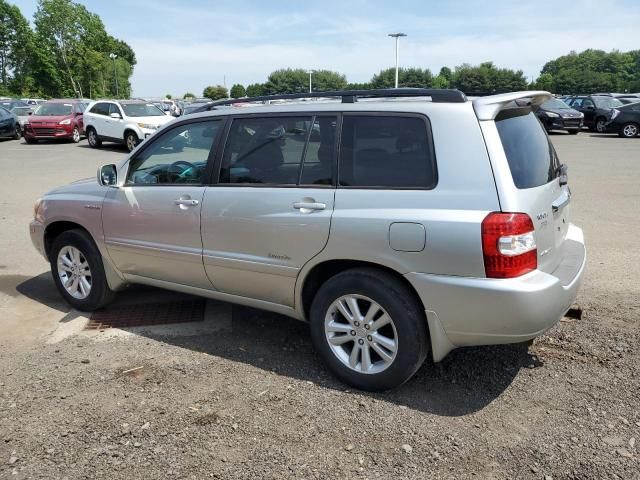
xmin=110 ymin=112 xmax=122 ymax=119
xmin=98 ymin=164 xmax=118 ymax=186
xmin=28 ymin=111 xmax=33 ymax=115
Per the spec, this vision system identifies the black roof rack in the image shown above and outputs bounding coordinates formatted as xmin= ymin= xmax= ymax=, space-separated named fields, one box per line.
xmin=193 ymin=88 xmax=467 ymax=113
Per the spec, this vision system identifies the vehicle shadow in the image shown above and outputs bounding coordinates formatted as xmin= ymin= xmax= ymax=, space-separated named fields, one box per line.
xmin=13 ymin=273 xmax=542 ymax=416
xmin=588 ymin=134 xmax=624 ymax=139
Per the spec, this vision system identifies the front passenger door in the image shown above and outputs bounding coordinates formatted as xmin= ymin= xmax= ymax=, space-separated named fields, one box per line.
xmin=102 ymin=119 xmax=223 ymax=288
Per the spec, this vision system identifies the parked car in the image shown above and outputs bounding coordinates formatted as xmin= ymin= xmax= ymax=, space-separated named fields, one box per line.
xmin=182 ymin=100 xmax=211 ymax=116
xmin=83 ymin=100 xmax=174 ymax=152
xmin=11 ymin=105 xmax=34 ymax=129
xmin=1 ymin=99 xmax=28 ymax=111
xmin=29 ymin=89 xmax=585 ymax=391
xmin=605 ymin=102 xmax=640 ymax=138
xmin=22 ymin=99 xmax=87 ymax=144
xmin=565 ymin=95 xmax=623 ymax=132
xmin=0 ymin=106 xmax=20 ymax=140
xmin=532 ymin=98 xmax=584 ymax=134
xmin=615 ymin=96 xmax=640 ymax=105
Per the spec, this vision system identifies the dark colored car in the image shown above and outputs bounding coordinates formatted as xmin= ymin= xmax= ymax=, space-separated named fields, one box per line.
xmin=0 ymin=106 xmax=21 ymax=139
xmin=534 ymin=98 xmax=584 ymax=134
xmin=22 ymin=99 xmax=87 ymax=144
xmin=605 ymin=102 xmax=640 ymax=138
xmin=565 ymin=95 xmax=623 ymax=133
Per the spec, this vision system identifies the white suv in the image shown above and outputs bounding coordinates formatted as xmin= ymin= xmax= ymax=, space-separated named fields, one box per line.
xmin=84 ymin=100 xmax=173 ymax=152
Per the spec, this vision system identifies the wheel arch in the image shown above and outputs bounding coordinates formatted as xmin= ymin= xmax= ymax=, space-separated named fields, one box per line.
xmin=44 ymin=220 xmax=126 ymax=291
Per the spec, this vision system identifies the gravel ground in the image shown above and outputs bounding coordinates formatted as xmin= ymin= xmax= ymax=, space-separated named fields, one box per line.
xmin=0 ymin=132 xmax=638 ymax=479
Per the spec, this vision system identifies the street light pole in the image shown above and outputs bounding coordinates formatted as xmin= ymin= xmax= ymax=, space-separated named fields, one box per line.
xmin=307 ymin=69 xmax=315 ymax=93
xmin=388 ymin=33 xmax=407 ymax=88
xmin=109 ymin=53 xmax=119 ymax=97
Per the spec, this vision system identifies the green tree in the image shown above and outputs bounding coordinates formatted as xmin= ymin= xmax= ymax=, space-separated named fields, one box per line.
xmin=245 ymin=83 xmax=265 ymax=97
xmin=432 ymin=75 xmax=449 ymax=89
xmin=534 ymin=72 xmax=554 ymax=92
xmin=229 ymin=83 xmax=246 ymax=98
xmin=183 ymin=92 xmax=195 ymax=99
xmin=370 ymin=67 xmax=433 ymax=88
xmin=165 ymin=94 xmax=172 ymax=99
xmin=263 ymin=68 xmax=347 ymax=94
xmin=0 ymin=1 xmax=35 ymax=93
xmin=346 ymin=82 xmax=372 ymax=90
xmin=203 ymin=85 xmax=228 ymax=100
xmin=309 ymin=69 xmax=347 ymax=91
xmin=451 ymin=62 xmax=527 ymax=94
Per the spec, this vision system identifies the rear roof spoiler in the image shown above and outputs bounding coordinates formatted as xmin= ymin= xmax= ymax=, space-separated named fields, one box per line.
xmin=473 ymin=91 xmax=553 ymax=120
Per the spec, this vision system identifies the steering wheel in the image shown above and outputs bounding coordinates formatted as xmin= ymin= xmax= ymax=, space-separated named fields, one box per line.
xmin=169 ymin=160 xmax=196 ymax=172
xmin=168 ymin=160 xmax=198 ymax=183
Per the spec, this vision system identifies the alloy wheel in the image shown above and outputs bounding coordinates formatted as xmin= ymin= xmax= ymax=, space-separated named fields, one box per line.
xmin=57 ymin=246 xmax=92 ymax=300
xmin=596 ymin=119 xmax=606 ymax=133
xmin=622 ymin=124 xmax=638 ymax=137
xmin=72 ymin=127 xmax=80 ymax=142
xmin=88 ymin=130 xmax=96 ymax=146
xmin=126 ymin=134 xmax=137 ymax=151
xmin=324 ymin=294 xmax=398 ymax=374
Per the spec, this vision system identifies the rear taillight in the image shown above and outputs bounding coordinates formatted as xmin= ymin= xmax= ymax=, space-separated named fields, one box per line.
xmin=482 ymin=212 xmax=537 ymax=278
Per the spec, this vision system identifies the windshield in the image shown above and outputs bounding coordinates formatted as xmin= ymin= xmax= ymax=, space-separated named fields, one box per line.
xmin=11 ymin=107 xmax=32 ymax=116
xmin=593 ymin=97 xmax=623 ymax=109
xmin=34 ymin=103 xmax=73 ymax=116
xmin=542 ymin=99 xmax=572 ymax=110
xmin=121 ymin=103 xmax=165 ymax=117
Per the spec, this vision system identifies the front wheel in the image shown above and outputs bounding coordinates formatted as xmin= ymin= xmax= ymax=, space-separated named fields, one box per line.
xmin=309 ymin=268 xmax=429 ymax=391
xmin=71 ymin=126 xmax=80 ymax=143
xmin=595 ymin=117 xmax=607 ymax=133
xmin=125 ymin=131 xmax=139 ymax=152
xmin=50 ymin=229 xmax=115 ymax=311
xmin=87 ymin=127 xmax=102 ymax=148
xmin=619 ymin=122 xmax=639 ymax=138
xmin=13 ymin=125 xmax=21 ymax=140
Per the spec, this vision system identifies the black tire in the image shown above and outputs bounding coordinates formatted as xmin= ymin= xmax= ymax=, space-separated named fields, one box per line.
xmin=70 ymin=126 xmax=80 ymax=143
xmin=13 ymin=124 xmax=21 ymax=140
xmin=309 ymin=268 xmax=429 ymax=391
xmin=125 ymin=131 xmax=139 ymax=152
xmin=86 ymin=127 xmax=102 ymax=148
xmin=24 ymin=135 xmax=37 ymax=144
xmin=618 ymin=122 xmax=639 ymax=138
xmin=50 ymin=229 xmax=115 ymax=311
xmin=595 ymin=117 xmax=607 ymax=133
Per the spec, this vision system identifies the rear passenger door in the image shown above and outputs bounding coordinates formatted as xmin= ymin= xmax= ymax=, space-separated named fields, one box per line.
xmin=201 ymin=115 xmax=337 ymax=307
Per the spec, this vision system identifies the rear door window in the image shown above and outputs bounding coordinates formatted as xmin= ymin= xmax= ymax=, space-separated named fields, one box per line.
xmin=90 ymin=103 xmax=110 ymax=116
xmin=339 ymin=115 xmax=436 ymax=188
xmin=495 ymin=109 xmax=560 ymax=189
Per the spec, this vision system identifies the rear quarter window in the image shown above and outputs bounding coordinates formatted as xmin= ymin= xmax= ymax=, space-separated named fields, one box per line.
xmin=495 ymin=109 xmax=560 ymax=189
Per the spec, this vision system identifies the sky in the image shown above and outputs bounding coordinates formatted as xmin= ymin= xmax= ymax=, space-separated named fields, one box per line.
xmin=9 ymin=0 xmax=640 ymax=97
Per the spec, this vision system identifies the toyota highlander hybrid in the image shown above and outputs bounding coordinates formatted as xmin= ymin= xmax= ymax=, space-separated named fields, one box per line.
xmin=29 ymin=89 xmax=586 ymax=391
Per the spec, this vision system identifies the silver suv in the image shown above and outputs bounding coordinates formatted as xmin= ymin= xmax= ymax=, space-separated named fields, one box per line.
xmin=30 ymin=89 xmax=586 ymax=391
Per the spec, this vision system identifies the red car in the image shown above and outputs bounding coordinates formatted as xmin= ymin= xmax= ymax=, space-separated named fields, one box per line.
xmin=23 ymin=99 xmax=87 ymax=144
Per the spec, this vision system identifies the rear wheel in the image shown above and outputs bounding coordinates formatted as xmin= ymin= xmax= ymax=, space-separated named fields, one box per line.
xmin=125 ymin=131 xmax=139 ymax=152
xmin=13 ymin=124 xmax=21 ymax=140
xmin=309 ymin=268 xmax=429 ymax=391
xmin=595 ymin=117 xmax=607 ymax=133
xmin=50 ymin=229 xmax=115 ymax=311
xmin=619 ymin=122 xmax=639 ymax=138
xmin=87 ymin=127 xmax=101 ymax=148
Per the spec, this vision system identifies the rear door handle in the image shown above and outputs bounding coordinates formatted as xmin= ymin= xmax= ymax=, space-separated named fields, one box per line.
xmin=293 ymin=202 xmax=326 ymax=212
xmin=174 ymin=199 xmax=199 ymax=207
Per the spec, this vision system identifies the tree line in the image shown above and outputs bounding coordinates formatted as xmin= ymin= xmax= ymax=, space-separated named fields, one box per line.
xmin=200 ymin=49 xmax=640 ymax=100
xmin=0 ymin=0 xmax=135 ymax=98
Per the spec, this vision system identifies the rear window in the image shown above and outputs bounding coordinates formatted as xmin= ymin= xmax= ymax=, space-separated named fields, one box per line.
xmin=339 ymin=115 xmax=436 ymax=188
xmin=496 ymin=109 xmax=560 ymax=189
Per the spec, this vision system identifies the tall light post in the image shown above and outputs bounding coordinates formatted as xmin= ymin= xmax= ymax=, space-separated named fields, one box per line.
xmin=307 ymin=69 xmax=315 ymax=93
xmin=109 ymin=53 xmax=119 ymax=97
xmin=388 ymin=33 xmax=407 ymax=88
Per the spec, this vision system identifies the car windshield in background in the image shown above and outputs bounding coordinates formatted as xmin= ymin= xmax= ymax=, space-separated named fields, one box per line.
xmin=496 ymin=109 xmax=560 ymax=189
xmin=593 ymin=97 xmax=623 ymax=109
xmin=12 ymin=107 xmax=32 ymax=116
xmin=121 ymin=103 xmax=165 ymax=117
xmin=183 ymin=104 xmax=207 ymax=115
xmin=542 ymin=99 xmax=573 ymax=110
xmin=34 ymin=103 xmax=73 ymax=116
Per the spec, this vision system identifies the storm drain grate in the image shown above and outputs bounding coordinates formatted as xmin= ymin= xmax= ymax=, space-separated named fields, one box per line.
xmin=86 ymin=300 xmax=205 ymax=329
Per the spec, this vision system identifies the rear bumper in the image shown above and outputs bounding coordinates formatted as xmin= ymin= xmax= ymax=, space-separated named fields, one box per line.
xmin=406 ymin=224 xmax=586 ymax=361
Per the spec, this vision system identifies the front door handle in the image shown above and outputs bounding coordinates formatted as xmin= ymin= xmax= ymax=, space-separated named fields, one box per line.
xmin=293 ymin=201 xmax=326 ymax=212
xmin=175 ymin=198 xmax=199 ymax=208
